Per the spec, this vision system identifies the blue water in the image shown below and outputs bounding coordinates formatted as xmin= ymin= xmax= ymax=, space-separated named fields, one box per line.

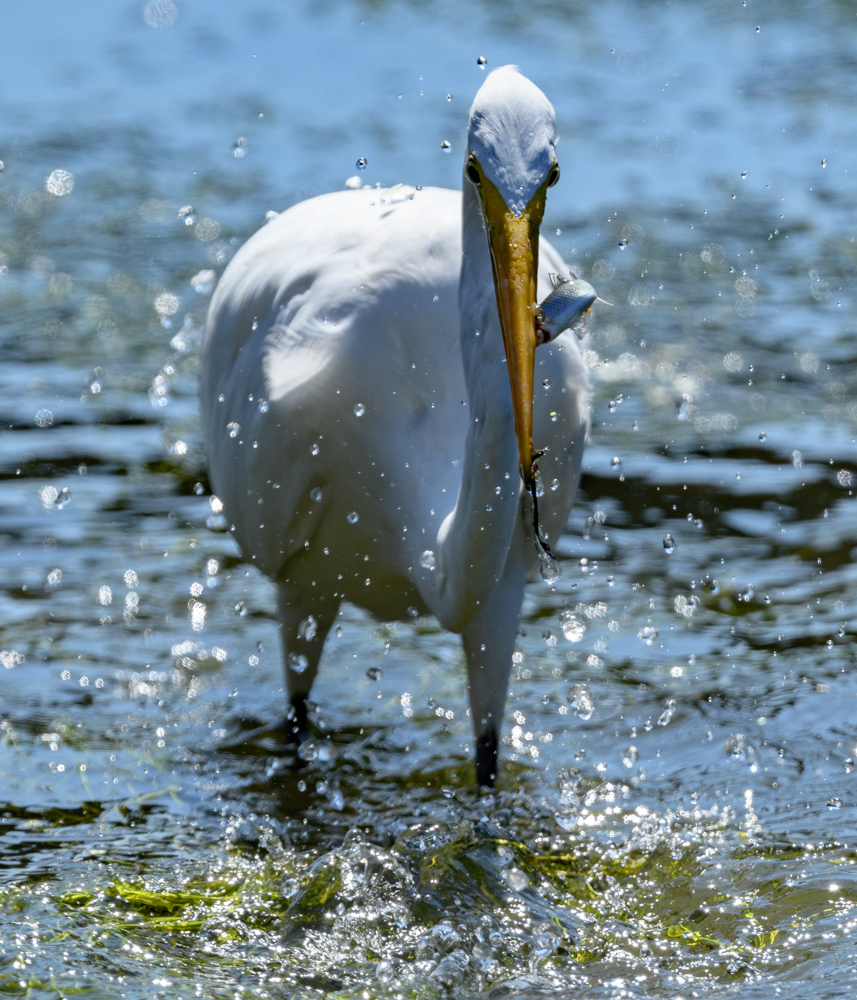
xmin=1 ymin=2 xmax=856 ymax=997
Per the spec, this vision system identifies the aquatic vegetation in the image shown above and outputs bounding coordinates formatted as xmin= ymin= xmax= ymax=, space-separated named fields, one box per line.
xmin=2 ymin=791 xmax=856 ymax=997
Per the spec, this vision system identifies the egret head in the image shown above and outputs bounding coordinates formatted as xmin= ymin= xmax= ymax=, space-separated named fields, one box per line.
xmin=464 ymin=67 xmax=560 ymax=495
xmin=466 ymin=66 xmax=558 ymax=216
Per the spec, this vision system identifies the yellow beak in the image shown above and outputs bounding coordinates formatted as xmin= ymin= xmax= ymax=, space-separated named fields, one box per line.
xmin=478 ymin=172 xmax=548 ymax=493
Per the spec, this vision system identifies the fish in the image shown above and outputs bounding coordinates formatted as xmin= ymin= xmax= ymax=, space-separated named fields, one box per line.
xmin=535 ymin=272 xmax=608 ymax=344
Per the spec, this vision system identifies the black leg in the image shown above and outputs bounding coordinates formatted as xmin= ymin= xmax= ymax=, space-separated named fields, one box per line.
xmin=476 ymin=728 xmax=498 ymax=788
xmin=285 ymin=693 xmax=309 ymax=744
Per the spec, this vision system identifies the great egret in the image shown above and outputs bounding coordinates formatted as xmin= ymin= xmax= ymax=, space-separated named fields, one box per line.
xmin=200 ymin=66 xmax=589 ymax=786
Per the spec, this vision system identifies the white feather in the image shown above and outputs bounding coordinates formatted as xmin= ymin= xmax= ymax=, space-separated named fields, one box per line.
xmin=200 ymin=69 xmax=589 ymax=783
xmin=467 ymin=66 xmax=557 ymax=216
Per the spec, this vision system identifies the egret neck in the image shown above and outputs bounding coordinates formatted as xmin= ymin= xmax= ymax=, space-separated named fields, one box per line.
xmin=429 ymin=175 xmax=541 ymax=630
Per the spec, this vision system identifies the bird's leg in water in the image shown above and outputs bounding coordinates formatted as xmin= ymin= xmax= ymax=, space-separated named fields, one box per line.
xmin=286 ymin=695 xmax=308 ymax=744
xmin=475 ymin=730 xmax=499 ymax=788
xmin=276 ymin=584 xmax=341 ymax=744
xmin=461 ymin=542 xmax=527 ymax=787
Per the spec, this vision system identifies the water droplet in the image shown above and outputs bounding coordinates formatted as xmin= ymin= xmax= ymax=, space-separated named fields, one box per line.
xmin=741 ymin=170 xmax=749 ymax=179
xmin=675 ymin=394 xmax=692 ymax=420
xmin=143 ymin=0 xmax=178 ymax=27
xmin=622 ymin=745 xmax=638 ymax=768
xmin=663 ymin=534 xmax=676 ymax=555
xmin=542 ymin=378 xmax=551 ymax=388
xmin=758 ymin=431 xmax=767 ymax=441
xmin=53 ymin=486 xmax=71 ymax=509
xmin=419 ymin=549 xmax=437 ymax=570
xmin=446 ymin=93 xmax=453 ymax=101
xmin=611 ymin=456 xmax=622 ymax=471
xmin=298 ymin=615 xmax=318 ymax=641
xmin=821 ymin=158 xmax=827 ymax=168
xmin=347 ymin=511 xmax=359 ymax=524
xmin=356 ymin=157 xmax=367 ymax=170
xmin=477 ymin=55 xmax=487 ymax=67
xmin=287 ymin=652 xmax=309 ymax=674
xmin=366 ymin=666 xmax=382 ymax=681
xmin=706 ymin=578 xmax=720 ymax=595
xmin=637 ymin=625 xmax=658 ymax=645
xmin=549 ymin=411 xmax=558 ymax=422
xmin=311 ymin=442 xmax=320 ymax=456
xmin=844 ymin=758 xmax=854 ymax=773
xmin=827 ymin=797 xmax=843 ymax=810
xmin=534 ymin=471 xmax=545 ymax=498
xmin=233 ymin=136 xmax=248 ymax=158
xmin=505 ymin=868 xmax=529 ymax=891
xmin=227 ymin=422 xmax=240 ymax=438
xmin=567 ymin=683 xmax=593 ymax=720
xmin=657 ymin=697 xmax=676 ymax=726
xmin=353 ymin=402 xmax=365 ymax=416
xmin=724 ymin=733 xmax=757 ymax=769
xmin=560 ymin=610 xmax=586 ymax=642
xmin=550 ymin=478 xmax=559 ymax=491
xmin=46 ymin=169 xmax=74 ymax=197
xmin=310 ymin=487 xmax=323 ymax=502
xmin=441 ymin=140 xmax=451 ymax=151
xmin=737 ymin=584 xmax=755 ymax=603
xmin=539 ymin=553 xmax=560 ymax=583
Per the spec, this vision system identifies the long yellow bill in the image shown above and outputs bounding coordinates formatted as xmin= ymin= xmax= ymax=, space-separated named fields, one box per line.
xmin=478 ymin=172 xmax=548 ymax=494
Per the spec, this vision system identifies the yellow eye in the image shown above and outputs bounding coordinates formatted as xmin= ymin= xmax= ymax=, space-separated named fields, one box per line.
xmin=547 ymin=163 xmax=560 ymax=187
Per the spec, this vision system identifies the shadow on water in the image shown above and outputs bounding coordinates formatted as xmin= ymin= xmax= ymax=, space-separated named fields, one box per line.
xmin=2 ymin=0 xmax=857 ymax=996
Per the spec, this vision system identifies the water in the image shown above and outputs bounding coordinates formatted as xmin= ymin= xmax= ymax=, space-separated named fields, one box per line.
xmin=2 ymin=1 xmax=857 ymax=997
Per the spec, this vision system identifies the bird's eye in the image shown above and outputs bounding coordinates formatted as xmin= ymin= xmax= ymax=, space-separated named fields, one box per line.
xmin=465 ymin=162 xmax=481 ymax=185
xmin=547 ymin=163 xmax=560 ymax=187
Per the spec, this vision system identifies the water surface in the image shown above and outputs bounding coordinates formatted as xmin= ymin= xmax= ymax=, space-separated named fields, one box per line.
xmin=1 ymin=2 xmax=856 ymax=997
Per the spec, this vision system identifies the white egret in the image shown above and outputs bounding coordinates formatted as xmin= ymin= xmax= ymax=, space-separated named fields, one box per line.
xmin=200 ymin=66 xmax=589 ymax=786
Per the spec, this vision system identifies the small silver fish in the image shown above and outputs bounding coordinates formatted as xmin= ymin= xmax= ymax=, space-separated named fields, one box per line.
xmin=536 ymin=272 xmax=606 ymax=344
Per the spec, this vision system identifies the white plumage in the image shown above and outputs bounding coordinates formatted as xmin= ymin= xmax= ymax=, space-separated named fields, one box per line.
xmin=200 ymin=67 xmax=589 ymax=785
